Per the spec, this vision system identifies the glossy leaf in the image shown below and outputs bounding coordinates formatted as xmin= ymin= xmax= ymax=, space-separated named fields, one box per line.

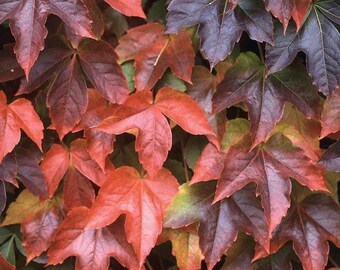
xmin=87 ymin=166 xmax=179 ymax=264
xmin=166 ymin=0 xmax=273 ymax=67
xmin=96 ymin=88 xmax=217 ymax=179
xmin=213 ymin=52 xmax=320 ymax=147
xmin=265 ymin=1 xmax=340 ymax=96
xmin=48 ymin=207 xmax=140 ymax=270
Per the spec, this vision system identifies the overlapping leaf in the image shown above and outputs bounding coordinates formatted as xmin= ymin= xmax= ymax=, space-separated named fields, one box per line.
xmin=87 ymin=166 xmax=179 ymax=264
xmin=166 ymin=0 xmax=273 ymax=67
xmin=266 ymin=0 xmax=340 ymax=96
xmin=321 ymin=88 xmax=340 ymax=138
xmin=116 ymin=23 xmax=195 ymax=91
xmin=48 ymin=207 xmax=140 ymax=270
xmin=0 ymin=154 xmax=18 ymax=213
xmin=192 ymin=133 xmax=328 ymax=236
xmin=265 ymin=0 xmax=311 ymax=32
xmin=318 ymin=140 xmax=340 ymax=172
xmin=96 ymin=87 xmax=217 ymax=179
xmin=164 ymin=182 xmax=269 ymax=269
xmin=17 ymin=37 xmax=128 ymax=139
xmin=105 ymin=0 xmax=145 ymax=18
xmin=2 ymin=190 xmax=64 ymax=263
xmin=0 ymin=91 xmax=43 ymax=162
xmin=0 ymin=0 xmax=94 ymax=76
xmin=213 ymin=52 xmax=320 ymax=147
xmin=261 ymin=193 xmax=340 ymax=270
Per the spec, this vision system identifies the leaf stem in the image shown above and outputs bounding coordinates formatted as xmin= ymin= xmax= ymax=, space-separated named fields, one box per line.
xmin=257 ymin=42 xmax=264 ymax=63
xmin=329 ymin=255 xmax=340 ymax=268
xmin=180 ymin=137 xmax=190 ymax=183
xmin=145 ymin=259 xmax=154 ymax=270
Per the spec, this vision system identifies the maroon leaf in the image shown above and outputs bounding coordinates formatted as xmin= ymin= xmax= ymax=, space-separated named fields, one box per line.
xmin=213 ymin=52 xmax=320 ymax=147
xmin=166 ymin=0 xmax=273 ymax=67
xmin=318 ymin=140 xmax=340 ymax=172
xmin=0 ymin=44 xmax=24 ymax=82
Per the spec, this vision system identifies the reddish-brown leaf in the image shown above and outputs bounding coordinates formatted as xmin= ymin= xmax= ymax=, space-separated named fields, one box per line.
xmin=0 ymin=44 xmax=24 ymax=83
xmin=164 ymin=182 xmax=269 ymax=270
xmin=104 ymin=0 xmax=145 ymax=18
xmin=192 ymin=134 xmax=328 ymax=236
xmin=40 ymin=144 xmax=70 ymax=198
xmin=87 ymin=166 xmax=179 ymax=264
xmin=77 ymin=39 xmax=129 ymax=104
xmin=2 ymin=189 xmax=64 ymax=262
xmin=47 ymin=55 xmax=88 ymax=139
xmin=48 ymin=207 xmax=140 ymax=270
xmin=0 ymin=91 xmax=44 ymax=162
xmin=116 ymin=23 xmax=195 ymax=91
xmin=265 ymin=0 xmax=311 ymax=32
xmin=63 ymin=166 xmax=95 ymax=211
xmin=0 ymin=0 xmax=94 ymax=76
xmin=96 ymin=88 xmax=217 ymax=179
xmin=264 ymin=194 xmax=340 ymax=270
xmin=318 ymin=140 xmax=340 ymax=172
xmin=0 ymin=153 xmax=18 ymax=187
xmin=213 ymin=52 xmax=320 ymax=147
xmin=76 ymin=89 xmax=117 ymax=170
xmin=321 ymin=88 xmax=340 ymax=138
xmin=0 ymin=253 xmax=15 ymax=270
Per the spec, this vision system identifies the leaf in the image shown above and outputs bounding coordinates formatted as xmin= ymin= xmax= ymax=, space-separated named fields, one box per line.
xmin=2 ymin=189 xmax=64 ymax=262
xmin=77 ymin=39 xmax=129 ymax=104
xmin=213 ymin=52 xmax=320 ymax=147
xmin=48 ymin=207 xmax=140 ymax=270
xmin=0 ymin=0 xmax=94 ymax=76
xmin=104 ymin=0 xmax=145 ymax=18
xmin=321 ymin=88 xmax=340 ymax=138
xmin=47 ymin=55 xmax=88 ymax=139
xmin=0 ymin=91 xmax=44 ymax=162
xmin=76 ymin=89 xmax=117 ymax=170
xmin=163 ymin=182 xmax=269 ymax=269
xmin=318 ymin=140 xmax=340 ymax=172
xmin=266 ymin=194 xmax=340 ymax=270
xmin=40 ymin=144 xmax=70 ymax=198
xmin=264 ymin=0 xmax=311 ymax=32
xmin=161 ymin=227 xmax=204 ymax=270
xmin=265 ymin=1 xmax=340 ymax=96
xmin=0 ymin=252 xmax=15 ymax=270
xmin=166 ymin=0 xmax=273 ymax=67
xmin=0 ymin=44 xmax=24 ymax=83
xmin=16 ymin=149 xmax=47 ymax=199
xmin=96 ymin=88 xmax=217 ymax=179
xmin=193 ymin=133 xmax=328 ymax=236
xmin=116 ymin=23 xmax=195 ymax=91
xmin=87 ymin=166 xmax=179 ymax=264
xmin=272 ymin=103 xmax=321 ymax=161
xmin=0 ymin=225 xmax=24 ymax=267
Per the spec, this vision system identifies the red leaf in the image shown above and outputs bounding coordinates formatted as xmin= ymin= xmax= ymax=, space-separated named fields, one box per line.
xmin=77 ymin=39 xmax=129 ymax=104
xmin=265 ymin=0 xmax=311 ymax=32
xmin=104 ymin=0 xmax=145 ymax=18
xmin=47 ymin=55 xmax=88 ymax=139
xmin=48 ymin=207 xmax=140 ymax=270
xmin=0 ymin=0 xmax=94 ymax=76
xmin=76 ymin=89 xmax=117 ymax=170
xmin=116 ymin=23 xmax=195 ymax=91
xmin=70 ymin=139 xmax=106 ymax=187
xmin=63 ymin=166 xmax=95 ymax=211
xmin=321 ymin=88 xmax=340 ymax=138
xmin=96 ymin=88 xmax=217 ymax=179
xmin=87 ymin=166 xmax=179 ymax=264
xmin=193 ymin=134 xmax=328 ymax=236
xmin=0 ymin=91 xmax=44 ymax=162
xmin=41 ymin=144 xmax=70 ymax=198
xmin=267 ymin=194 xmax=340 ymax=270
xmin=0 ymin=253 xmax=15 ymax=270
